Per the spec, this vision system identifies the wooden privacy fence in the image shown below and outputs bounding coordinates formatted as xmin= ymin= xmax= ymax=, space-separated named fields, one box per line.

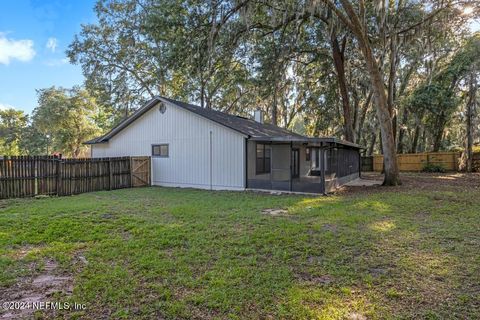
xmin=0 ymin=156 xmax=151 ymax=199
xmin=362 ymin=152 xmax=461 ymax=172
xmin=474 ymin=153 xmax=480 ymax=172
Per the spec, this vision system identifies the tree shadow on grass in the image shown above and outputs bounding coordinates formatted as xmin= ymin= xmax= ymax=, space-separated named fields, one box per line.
xmin=272 ymin=190 xmax=480 ymax=319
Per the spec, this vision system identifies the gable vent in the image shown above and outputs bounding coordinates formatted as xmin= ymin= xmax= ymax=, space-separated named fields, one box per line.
xmin=158 ymin=102 xmax=167 ymax=114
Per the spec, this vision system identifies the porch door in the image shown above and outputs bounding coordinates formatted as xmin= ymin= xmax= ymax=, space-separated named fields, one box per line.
xmin=292 ymin=148 xmax=300 ymax=178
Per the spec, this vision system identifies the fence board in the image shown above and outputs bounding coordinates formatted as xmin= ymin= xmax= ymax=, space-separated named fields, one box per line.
xmin=0 ymin=156 xmax=150 ymax=199
xmin=371 ymin=152 xmax=462 ymax=172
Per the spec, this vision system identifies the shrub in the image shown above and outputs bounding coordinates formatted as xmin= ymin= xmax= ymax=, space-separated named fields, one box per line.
xmin=422 ymin=163 xmax=446 ymax=173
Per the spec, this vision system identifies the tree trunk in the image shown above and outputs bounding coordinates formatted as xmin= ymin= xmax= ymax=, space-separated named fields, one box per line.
xmin=272 ymin=89 xmax=278 ymax=126
xmin=361 ymin=135 xmax=368 ymax=155
xmin=205 ymin=90 xmax=212 ymax=109
xmin=465 ymin=71 xmax=477 ymax=172
xmin=320 ymin=0 xmax=400 ymax=184
xmin=432 ymin=113 xmax=446 ymax=152
xmin=420 ymin=127 xmax=427 ymax=152
xmin=335 ymin=0 xmax=400 ymax=185
xmin=356 ymin=92 xmax=372 ymax=143
xmin=466 ymin=103 xmax=473 ymax=172
xmin=363 ymin=45 xmax=400 ymax=185
xmin=200 ymin=82 xmax=206 ymax=108
xmin=397 ymin=106 xmax=409 ymax=154
xmin=368 ymin=130 xmax=377 ymax=156
xmin=410 ymin=110 xmax=425 ymax=153
xmin=411 ymin=125 xmax=420 ymax=153
xmin=331 ymin=33 xmax=354 ymax=142
xmin=387 ymin=34 xmax=398 ymax=143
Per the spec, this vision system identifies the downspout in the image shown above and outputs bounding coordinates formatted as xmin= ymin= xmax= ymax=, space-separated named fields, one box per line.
xmin=209 ymin=131 xmax=213 ymax=190
xmin=244 ymin=137 xmax=249 ymax=189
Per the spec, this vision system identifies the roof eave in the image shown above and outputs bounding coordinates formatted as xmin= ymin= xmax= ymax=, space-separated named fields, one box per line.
xmin=249 ymin=136 xmax=363 ymax=149
xmin=83 ymin=140 xmax=108 ymax=145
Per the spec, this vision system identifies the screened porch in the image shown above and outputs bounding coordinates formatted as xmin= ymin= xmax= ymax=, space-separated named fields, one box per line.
xmin=246 ymin=138 xmax=361 ymax=194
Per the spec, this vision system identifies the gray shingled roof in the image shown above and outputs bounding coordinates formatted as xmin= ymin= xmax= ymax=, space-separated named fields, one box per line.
xmin=85 ymin=96 xmax=306 ymax=144
xmin=85 ymin=96 xmax=361 ymax=148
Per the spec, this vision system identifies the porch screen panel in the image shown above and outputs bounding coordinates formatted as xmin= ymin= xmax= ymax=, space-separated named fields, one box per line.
xmin=292 ymin=145 xmax=322 ymax=193
xmin=271 ymin=144 xmax=290 ymax=191
xmin=336 ymin=147 xmax=359 ymax=177
xmin=247 ymin=140 xmax=272 ymax=190
xmin=323 ymin=145 xmax=360 ymax=192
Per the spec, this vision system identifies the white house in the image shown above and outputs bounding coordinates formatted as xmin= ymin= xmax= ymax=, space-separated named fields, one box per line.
xmin=85 ymin=96 xmax=361 ymax=193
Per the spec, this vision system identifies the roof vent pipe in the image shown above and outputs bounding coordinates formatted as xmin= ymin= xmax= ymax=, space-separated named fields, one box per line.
xmin=254 ymin=109 xmax=264 ymax=124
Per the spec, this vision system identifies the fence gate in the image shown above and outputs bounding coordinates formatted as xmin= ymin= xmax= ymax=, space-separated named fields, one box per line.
xmin=130 ymin=156 xmax=151 ymax=187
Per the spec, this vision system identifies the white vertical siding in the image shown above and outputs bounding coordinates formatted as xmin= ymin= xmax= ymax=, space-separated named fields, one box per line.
xmin=90 ymin=101 xmax=246 ymax=190
xmin=91 ymin=144 xmax=108 ymax=158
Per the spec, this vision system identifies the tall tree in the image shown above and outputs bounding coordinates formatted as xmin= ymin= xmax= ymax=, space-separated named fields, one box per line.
xmin=465 ymin=71 xmax=477 ymax=171
xmin=32 ymin=87 xmax=102 ymax=158
xmin=68 ymin=0 xmax=165 ymax=121
xmin=410 ymin=34 xmax=480 ymax=152
xmin=314 ymin=0 xmax=474 ymax=184
xmin=0 ymin=108 xmax=28 ymax=155
xmin=308 ymin=0 xmax=402 ymax=184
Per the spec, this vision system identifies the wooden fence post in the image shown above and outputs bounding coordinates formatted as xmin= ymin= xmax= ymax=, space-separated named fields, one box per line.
xmin=129 ymin=157 xmax=133 ymax=188
xmin=108 ymin=158 xmax=113 ymax=190
xmin=56 ymin=159 xmax=61 ymax=196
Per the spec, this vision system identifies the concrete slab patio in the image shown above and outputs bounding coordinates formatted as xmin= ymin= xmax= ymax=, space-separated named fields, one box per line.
xmin=344 ymin=178 xmax=382 ymax=187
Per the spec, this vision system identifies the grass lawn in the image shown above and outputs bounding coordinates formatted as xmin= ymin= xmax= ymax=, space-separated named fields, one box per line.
xmin=0 ymin=173 xmax=479 ymax=319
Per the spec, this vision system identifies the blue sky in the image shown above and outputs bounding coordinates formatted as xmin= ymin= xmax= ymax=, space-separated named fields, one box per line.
xmin=0 ymin=0 xmax=96 ymax=114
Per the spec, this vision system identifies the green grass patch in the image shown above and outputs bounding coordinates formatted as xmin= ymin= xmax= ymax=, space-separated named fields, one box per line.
xmin=0 ymin=184 xmax=479 ymax=319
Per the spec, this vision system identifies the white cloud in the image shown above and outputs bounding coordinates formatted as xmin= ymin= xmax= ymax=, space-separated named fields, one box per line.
xmin=0 ymin=33 xmax=36 ymax=65
xmin=46 ymin=37 xmax=57 ymax=52
xmin=44 ymin=57 xmax=69 ymax=67
xmin=0 ymin=103 xmax=16 ymax=110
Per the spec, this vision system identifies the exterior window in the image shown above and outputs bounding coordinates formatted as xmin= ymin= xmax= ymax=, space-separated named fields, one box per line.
xmin=152 ymin=144 xmax=169 ymax=157
xmin=256 ymin=143 xmax=271 ymax=174
xmin=306 ymin=148 xmax=311 ymax=161
xmin=310 ymin=148 xmax=328 ymax=171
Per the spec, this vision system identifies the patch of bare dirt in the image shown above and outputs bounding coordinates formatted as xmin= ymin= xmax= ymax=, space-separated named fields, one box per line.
xmin=368 ymin=267 xmax=389 ymax=278
xmin=261 ymin=208 xmax=289 ymax=216
xmin=0 ymin=254 xmax=88 ymax=320
xmin=120 ymin=229 xmax=132 ymax=241
xmin=334 ymin=172 xmax=480 ymax=196
xmin=349 ymin=312 xmax=367 ymax=320
xmin=297 ymin=272 xmax=334 ymax=285
xmin=8 ymin=245 xmax=46 ymax=260
xmin=306 ymin=256 xmax=324 ymax=265
xmin=321 ymin=223 xmax=338 ymax=233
